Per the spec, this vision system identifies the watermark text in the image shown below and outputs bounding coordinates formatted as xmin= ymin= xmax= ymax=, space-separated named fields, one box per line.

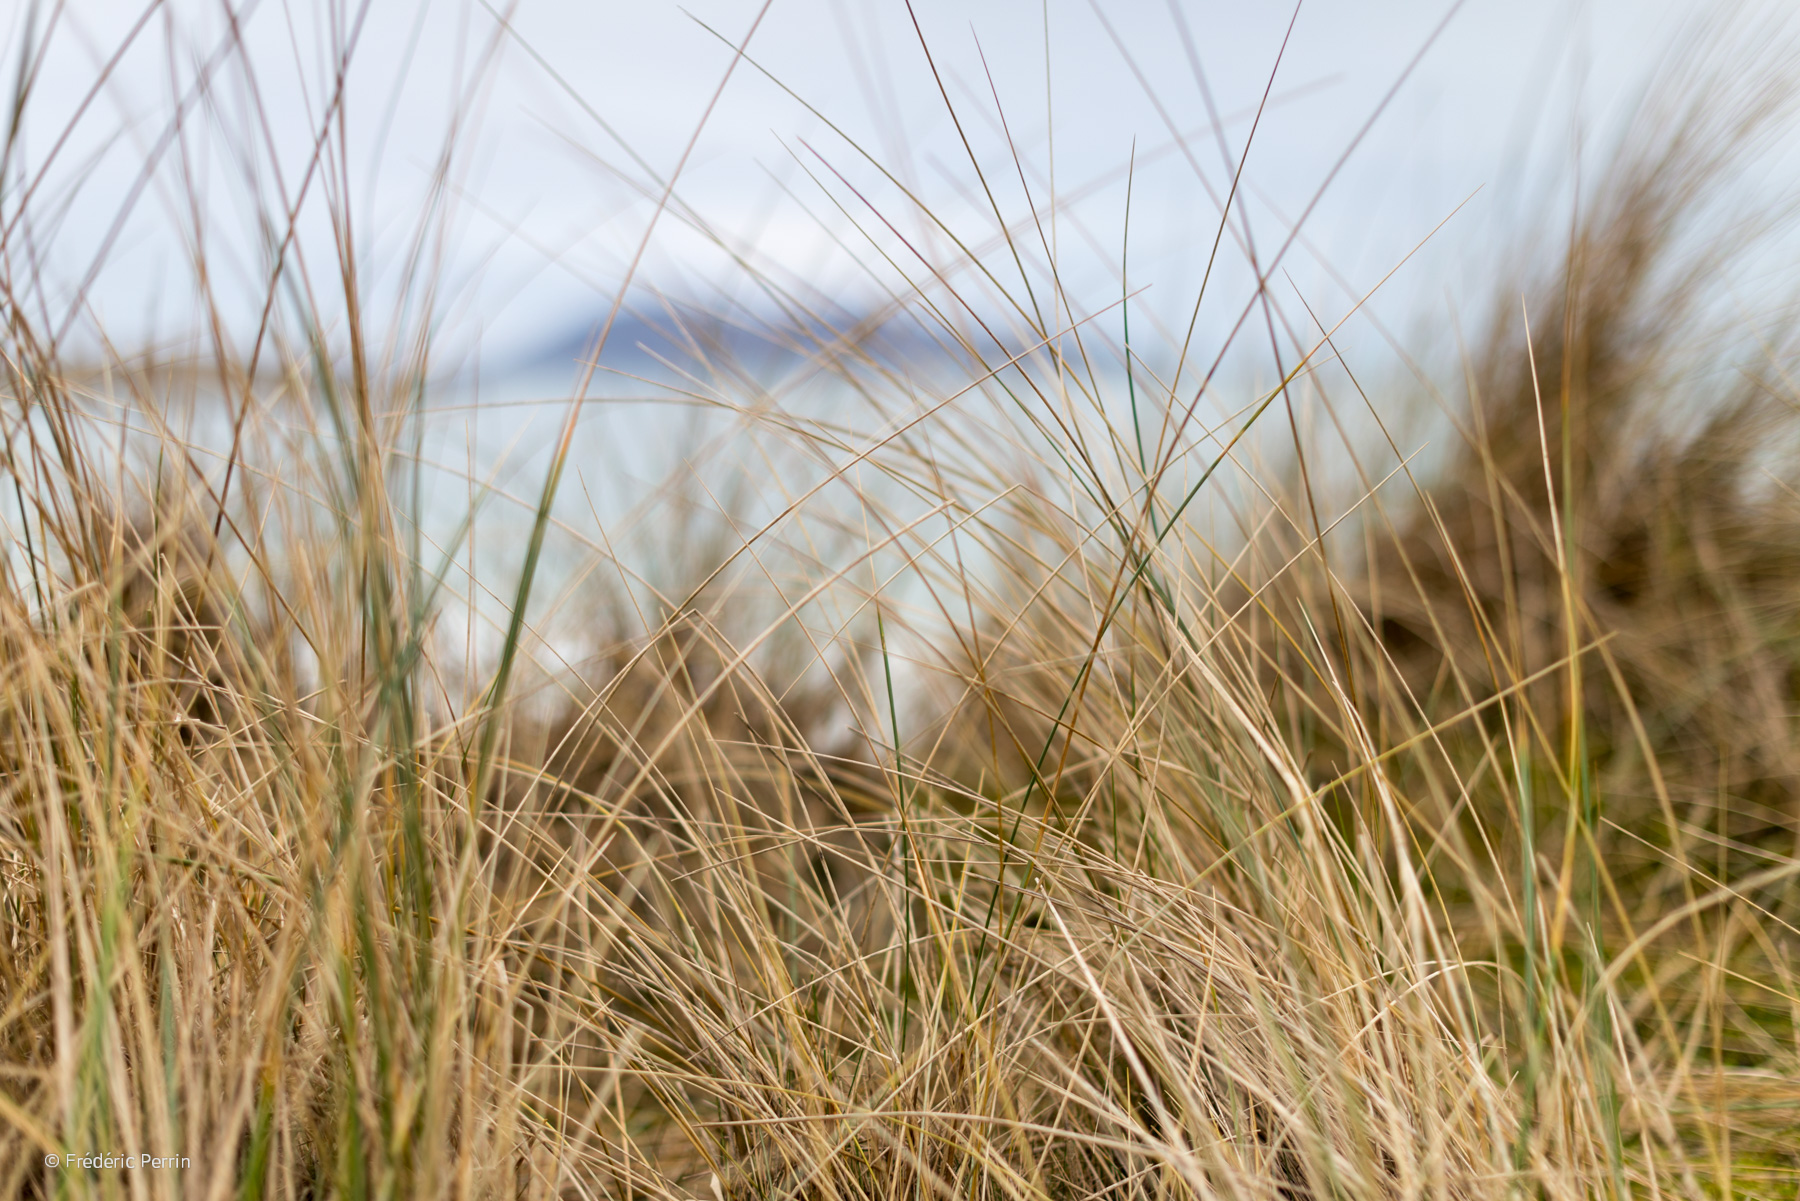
xmin=43 ymin=1154 xmax=190 ymax=1170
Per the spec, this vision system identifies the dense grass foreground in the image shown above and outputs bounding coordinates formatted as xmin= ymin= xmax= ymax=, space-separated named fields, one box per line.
xmin=4 ymin=5 xmax=1800 ymax=1199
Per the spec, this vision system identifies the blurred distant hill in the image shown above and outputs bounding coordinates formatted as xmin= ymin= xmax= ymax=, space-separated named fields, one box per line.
xmin=503 ymin=301 xmax=971 ymax=389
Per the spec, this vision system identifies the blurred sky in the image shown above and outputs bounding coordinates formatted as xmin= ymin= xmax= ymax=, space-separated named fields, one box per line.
xmin=7 ymin=0 xmax=1737 ymax=372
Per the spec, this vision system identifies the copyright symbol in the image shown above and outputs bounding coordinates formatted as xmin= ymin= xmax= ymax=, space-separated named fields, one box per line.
xmin=43 ymin=1154 xmax=58 ymax=1168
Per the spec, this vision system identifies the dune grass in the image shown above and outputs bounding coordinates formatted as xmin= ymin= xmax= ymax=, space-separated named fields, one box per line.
xmin=3 ymin=4 xmax=1800 ymax=1199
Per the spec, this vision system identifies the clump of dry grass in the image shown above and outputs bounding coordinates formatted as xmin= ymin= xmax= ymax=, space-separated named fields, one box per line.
xmin=3 ymin=5 xmax=1800 ymax=1200
xmin=1359 ymin=30 xmax=1800 ymax=864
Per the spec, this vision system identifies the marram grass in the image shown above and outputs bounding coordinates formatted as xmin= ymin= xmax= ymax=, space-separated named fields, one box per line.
xmin=3 ymin=5 xmax=1800 ymax=1200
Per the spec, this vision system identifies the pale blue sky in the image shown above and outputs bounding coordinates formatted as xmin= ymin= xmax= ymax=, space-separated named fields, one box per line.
xmin=9 ymin=0 xmax=1730 ymax=366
